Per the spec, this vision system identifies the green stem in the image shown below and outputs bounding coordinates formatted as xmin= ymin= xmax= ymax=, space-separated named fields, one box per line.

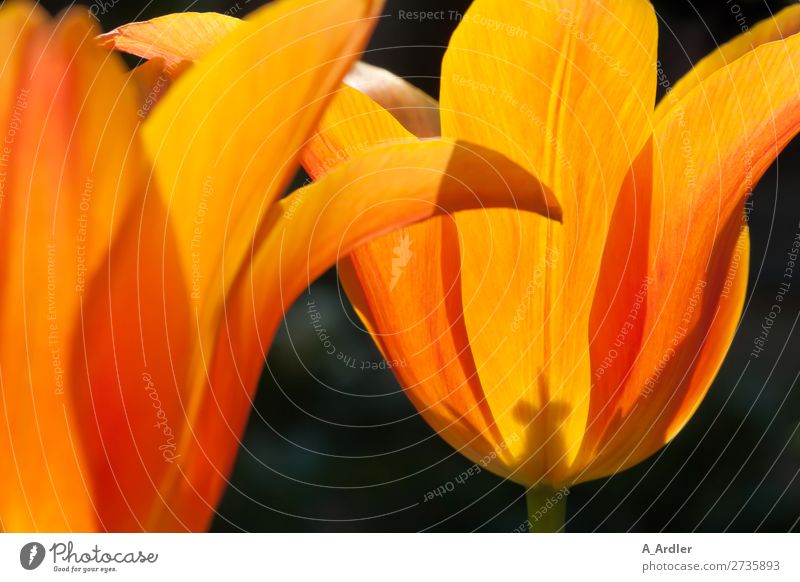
xmin=525 ymin=484 xmax=568 ymax=533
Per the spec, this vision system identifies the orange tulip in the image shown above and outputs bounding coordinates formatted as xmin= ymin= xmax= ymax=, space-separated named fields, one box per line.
xmin=0 ymin=0 xmax=558 ymax=532
xmin=98 ymin=0 xmax=800 ymax=532
xmin=299 ymin=1 xmax=800 ymax=531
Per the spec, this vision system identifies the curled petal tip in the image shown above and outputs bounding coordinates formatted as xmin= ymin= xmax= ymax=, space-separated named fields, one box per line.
xmin=95 ymin=29 xmax=116 ymax=47
xmin=346 ymin=62 xmax=441 ymax=138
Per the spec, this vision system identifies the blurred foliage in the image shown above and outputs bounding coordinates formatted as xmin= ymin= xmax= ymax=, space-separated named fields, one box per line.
xmin=48 ymin=0 xmax=800 ymax=531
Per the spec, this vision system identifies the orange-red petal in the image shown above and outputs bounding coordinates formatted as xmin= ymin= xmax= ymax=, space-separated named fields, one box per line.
xmin=581 ymin=31 xmax=800 ymax=482
xmin=655 ymin=4 xmax=800 ymax=123
xmin=0 ymin=5 xmax=154 ymax=531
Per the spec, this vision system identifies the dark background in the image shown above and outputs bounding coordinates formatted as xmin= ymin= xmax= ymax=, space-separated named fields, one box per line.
xmin=42 ymin=0 xmax=800 ymax=531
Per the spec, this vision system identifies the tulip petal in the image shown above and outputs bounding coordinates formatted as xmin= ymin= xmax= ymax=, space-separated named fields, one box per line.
xmin=580 ymin=142 xmax=654 ymax=463
xmin=655 ymin=5 xmax=800 ymax=123
xmin=97 ymin=12 xmax=240 ymax=75
xmin=100 ymin=10 xmax=441 ymax=140
xmin=0 ymin=1 xmax=74 ymax=533
xmin=76 ymin=181 xmax=194 ymax=531
xmin=168 ymin=139 xmax=560 ymax=515
xmin=0 ymin=6 xmax=157 ymax=530
xmin=99 ymin=12 xmax=442 ymax=138
xmin=129 ymin=58 xmax=174 ymax=118
xmin=301 ymin=83 xmax=414 ymax=179
xmin=0 ymin=1 xmax=41 ymax=127
xmin=582 ymin=33 xmax=800 ymax=482
xmin=142 ymin=0 xmax=382 ymax=310
xmin=437 ymin=0 xmax=657 ymax=481
xmin=337 ymin=221 xmax=514 ymax=467
xmin=138 ymin=0 xmax=385 ymax=530
xmin=345 ymin=62 xmax=440 ymax=138
xmin=301 ymin=88 xmax=523 ymax=467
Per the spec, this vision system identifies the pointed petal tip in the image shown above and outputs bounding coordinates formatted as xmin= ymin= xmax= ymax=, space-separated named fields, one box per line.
xmin=94 ymin=12 xmax=242 ymax=70
xmin=95 ymin=28 xmax=117 ymax=48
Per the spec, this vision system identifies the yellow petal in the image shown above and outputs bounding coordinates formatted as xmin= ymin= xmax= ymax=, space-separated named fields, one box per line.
xmin=97 ymin=12 xmax=240 ymax=75
xmin=301 ymin=83 xmax=413 ymax=179
xmin=345 ymin=62 xmax=440 ymax=137
xmin=438 ymin=0 xmax=657 ymax=482
xmin=180 ymin=139 xmax=559 ymax=509
xmin=130 ymin=58 xmax=174 ymax=118
xmin=286 ymin=136 xmax=559 ymax=304
xmin=99 ymin=12 xmax=441 ymax=138
xmin=655 ymin=4 xmax=800 ymax=123
xmin=142 ymin=0 xmax=382 ymax=307
xmin=581 ymin=31 xmax=800 ymax=482
xmin=301 ymin=82 xmax=513 ymax=465
xmin=141 ymin=0 xmax=385 ymax=530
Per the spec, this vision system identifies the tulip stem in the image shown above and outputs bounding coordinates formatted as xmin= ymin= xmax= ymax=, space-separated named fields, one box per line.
xmin=525 ymin=484 xmax=567 ymax=533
